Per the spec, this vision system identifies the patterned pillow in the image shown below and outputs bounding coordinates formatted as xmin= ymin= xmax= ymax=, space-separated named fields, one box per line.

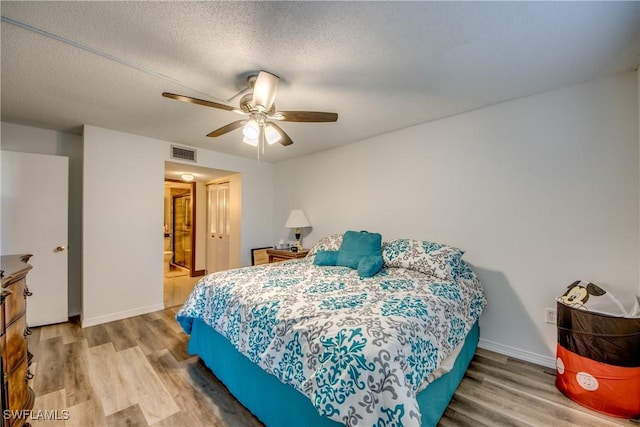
xmin=382 ymin=239 xmax=465 ymax=280
xmin=307 ymin=234 xmax=344 ymax=257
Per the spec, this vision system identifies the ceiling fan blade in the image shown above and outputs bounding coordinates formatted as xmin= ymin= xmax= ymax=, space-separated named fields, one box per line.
xmin=269 ymin=122 xmax=293 ymax=146
xmin=276 ymin=111 xmax=338 ymax=123
xmin=207 ymin=120 xmax=247 ymax=137
xmin=252 ymin=71 xmax=279 ymax=111
xmin=162 ymin=92 xmax=235 ymax=111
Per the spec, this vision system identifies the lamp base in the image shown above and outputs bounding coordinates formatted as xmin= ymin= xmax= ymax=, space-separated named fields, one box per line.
xmin=295 ymin=229 xmax=302 ymax=250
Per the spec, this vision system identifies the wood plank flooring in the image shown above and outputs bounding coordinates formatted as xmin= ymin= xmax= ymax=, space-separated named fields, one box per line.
xmin=27 ymin=308 xmax=637 ymax=427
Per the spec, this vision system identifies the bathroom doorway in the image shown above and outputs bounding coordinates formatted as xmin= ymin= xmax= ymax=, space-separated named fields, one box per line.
xmin=172 ymin=190 xmax=192 ymax=269
xmin=163 ymin=161 xmax=240 ymax=308
xmin=164 ymin=179 xmax=196 ymax=276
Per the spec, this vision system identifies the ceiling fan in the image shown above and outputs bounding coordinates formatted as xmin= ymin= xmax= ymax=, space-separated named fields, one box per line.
xmin=162 ymin=71 xmax=338 ymax=151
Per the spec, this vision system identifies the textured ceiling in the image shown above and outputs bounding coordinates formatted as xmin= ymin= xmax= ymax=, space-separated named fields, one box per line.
xmin=1 ymin=1 xmax=638 ymax=163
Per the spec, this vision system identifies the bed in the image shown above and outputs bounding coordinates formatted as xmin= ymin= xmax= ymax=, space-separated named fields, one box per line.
xmin=177 ymin=235 xmax=487 ymax=427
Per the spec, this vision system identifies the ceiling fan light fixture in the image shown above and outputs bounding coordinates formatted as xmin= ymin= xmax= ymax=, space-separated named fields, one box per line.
xmin=265 ymin=124 xmax=281 ymax=145
xmin=242 ymin=119 xmax=259 ymax=139
xmin=243 ymin=135 xmax=258 ymax=146
xmin=252 ymin=71 xmax=279 ymax=110
xmin=163 ymin=69 xmax=339 ymax=155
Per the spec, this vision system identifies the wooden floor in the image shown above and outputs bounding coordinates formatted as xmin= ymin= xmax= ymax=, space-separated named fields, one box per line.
xmin=28 ymin=307 xmax=636 ymax=427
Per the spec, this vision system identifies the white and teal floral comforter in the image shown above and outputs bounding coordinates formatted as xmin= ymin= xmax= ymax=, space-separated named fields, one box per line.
xmin=177 ymin=258 xmax=486 ymax=427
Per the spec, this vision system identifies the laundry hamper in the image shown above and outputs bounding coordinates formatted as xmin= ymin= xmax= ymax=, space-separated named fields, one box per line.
xmin=555 ymin=280 xmax=640 ymax=419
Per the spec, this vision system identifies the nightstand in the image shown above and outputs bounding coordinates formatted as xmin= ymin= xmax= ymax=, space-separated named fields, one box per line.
xmin=266 ymin=248 xmax=309 ymax=263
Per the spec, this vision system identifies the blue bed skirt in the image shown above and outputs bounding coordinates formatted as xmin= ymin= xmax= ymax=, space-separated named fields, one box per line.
xmin=188 ymin=319 xmax=479 ymax=427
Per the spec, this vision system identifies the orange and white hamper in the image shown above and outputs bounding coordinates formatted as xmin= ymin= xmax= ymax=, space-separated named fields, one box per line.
xmin=555 ymin=280 xmax=640 ymax=419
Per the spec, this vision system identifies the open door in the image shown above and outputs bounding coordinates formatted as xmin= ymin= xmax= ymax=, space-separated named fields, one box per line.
xmin=1 ymin=151 xmax=69 ymax=326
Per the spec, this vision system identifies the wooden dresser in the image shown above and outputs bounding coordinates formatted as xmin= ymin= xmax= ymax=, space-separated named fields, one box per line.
xmin=0 ymin=255 xmax=35 ymax=427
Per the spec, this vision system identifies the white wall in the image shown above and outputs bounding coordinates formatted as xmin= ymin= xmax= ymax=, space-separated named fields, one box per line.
xmin=273 ymin=72 xmax=640 ymax=367
xmin=83 ymin=126 xmax=165 ymax=325
xmin=82 ymin=125 xmax=273 ymax=326
xmin=1 ymin=122 xmax=83 ymax=316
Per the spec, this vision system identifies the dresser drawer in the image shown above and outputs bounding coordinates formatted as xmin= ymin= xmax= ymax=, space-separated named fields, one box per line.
xmin=1 ymin=254 xmax=35 ymax=426
xmin=266 ymin=249 xmax=310 ymax=263
xmin=3 ymin=278 xmax=26 ymax=324
xmin=4 ymin=316 xmax=27 ymax=375
xmin=7 ymin=356 xmax=29 ymax=415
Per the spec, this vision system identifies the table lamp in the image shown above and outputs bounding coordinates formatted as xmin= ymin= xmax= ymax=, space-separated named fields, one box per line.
xmin=284 ymin=209 xmax=311 ymax=250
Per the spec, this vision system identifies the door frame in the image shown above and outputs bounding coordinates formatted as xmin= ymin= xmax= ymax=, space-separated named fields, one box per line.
xmin=165 ymin=179 xmax=203 ymax=277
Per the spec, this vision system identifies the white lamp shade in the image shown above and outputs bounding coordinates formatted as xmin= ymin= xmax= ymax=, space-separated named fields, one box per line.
xmin=243 ymin=135 xmax=258 ymax=146
xmin=265 ymin=124 xmax=281 ymax=145
xmin=243 ymin=119 xmax=260 ymax=139
xmin=284 ymin=209 xmax=311 ymax=228
xmin=253 ymin=71 xmax=279 ymax=110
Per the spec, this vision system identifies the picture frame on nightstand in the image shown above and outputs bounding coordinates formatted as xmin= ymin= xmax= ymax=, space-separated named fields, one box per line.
xmin=251 ymin=247 xmax=273 ymax=266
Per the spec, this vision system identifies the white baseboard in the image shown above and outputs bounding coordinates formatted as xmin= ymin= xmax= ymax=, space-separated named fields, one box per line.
xmin=80 ymin=303 xmax=165 ymax=328
xmin=478 ymin=338 xmax=556 ymax=369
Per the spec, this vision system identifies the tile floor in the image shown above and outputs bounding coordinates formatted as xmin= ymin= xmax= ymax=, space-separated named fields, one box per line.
xmin=163 ymin=266 xmax=201 ymax=308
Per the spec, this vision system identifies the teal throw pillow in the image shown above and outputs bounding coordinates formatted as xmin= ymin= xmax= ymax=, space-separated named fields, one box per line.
xmin=357 ymin=255 xmax=383 ymax=278
xmin=313 ymin=250 xmax=339 ymax=266
xmin=336 ymin=230 xmax=383 ymax=270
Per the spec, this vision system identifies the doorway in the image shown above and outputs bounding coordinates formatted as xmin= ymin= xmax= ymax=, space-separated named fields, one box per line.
xmin=164 ymin=180 xmax=196 ymax=276
xmin=172 ymin=190 xmax=192 ymax=269
xmin=163 ymin=162 xmax=240 ymax=308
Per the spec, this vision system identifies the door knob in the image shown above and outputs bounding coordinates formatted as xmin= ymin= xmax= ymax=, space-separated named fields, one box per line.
xmin=54 ymin=246 xmax=65 ymax=252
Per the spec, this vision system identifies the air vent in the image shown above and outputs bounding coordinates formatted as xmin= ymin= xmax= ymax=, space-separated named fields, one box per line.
xmin=171 ymin=145 xmax=197 ymax=162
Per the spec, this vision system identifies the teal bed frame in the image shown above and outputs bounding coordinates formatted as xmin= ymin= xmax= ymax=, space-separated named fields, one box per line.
xmin=187 ymin=319 xmax=479 ymax=427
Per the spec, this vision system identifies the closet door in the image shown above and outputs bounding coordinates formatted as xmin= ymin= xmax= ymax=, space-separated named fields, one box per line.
xmin=206 ymin=182 xmax=230 ymax=273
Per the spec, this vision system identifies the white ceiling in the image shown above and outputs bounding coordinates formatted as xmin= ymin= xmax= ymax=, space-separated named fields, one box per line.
xmin=2 ymin=1 xmax=639 ymax=163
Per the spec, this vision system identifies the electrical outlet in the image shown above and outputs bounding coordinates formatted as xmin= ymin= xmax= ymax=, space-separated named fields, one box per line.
xmin=545 ymin=308 xmax=557 ymax=324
